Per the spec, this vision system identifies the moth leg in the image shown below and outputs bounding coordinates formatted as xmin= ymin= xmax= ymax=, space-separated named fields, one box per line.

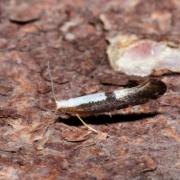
xmin=76 ymin=114 xmax=98 ymax=133
xmin=108 ymin=112 xmax=112 ymax=118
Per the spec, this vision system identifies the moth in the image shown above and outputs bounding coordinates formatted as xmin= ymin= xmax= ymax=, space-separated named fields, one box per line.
xmin=48 ymin=63 xmax=167 ymax=133
xmin=48 ymin=63 xmax=167 ymax=117
xmin=56 ymin=79 xmax=166 ymax=116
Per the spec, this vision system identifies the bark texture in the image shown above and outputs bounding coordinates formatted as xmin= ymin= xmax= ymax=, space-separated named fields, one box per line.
xmin=0 ymin=0 xmax=179 ymax=179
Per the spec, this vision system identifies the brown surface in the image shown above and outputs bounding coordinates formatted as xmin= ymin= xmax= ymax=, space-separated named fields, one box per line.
xmin=0 ymin=0 xmax=179 ymax=179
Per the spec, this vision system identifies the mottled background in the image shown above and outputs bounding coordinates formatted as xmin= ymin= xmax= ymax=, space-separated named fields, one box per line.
xmin=0 ymin=0 xmax=179 ymax=179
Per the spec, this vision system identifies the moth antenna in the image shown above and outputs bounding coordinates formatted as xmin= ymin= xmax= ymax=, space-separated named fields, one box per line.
xmin=48 ymin=61 xmax=57 ymax=102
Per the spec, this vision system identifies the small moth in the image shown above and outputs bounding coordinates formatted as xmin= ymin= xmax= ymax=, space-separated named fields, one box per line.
xmin=56 ymin=79 xmax=166 ymax=116
xmin=48 ymin=63 xmax=167 ymax=117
